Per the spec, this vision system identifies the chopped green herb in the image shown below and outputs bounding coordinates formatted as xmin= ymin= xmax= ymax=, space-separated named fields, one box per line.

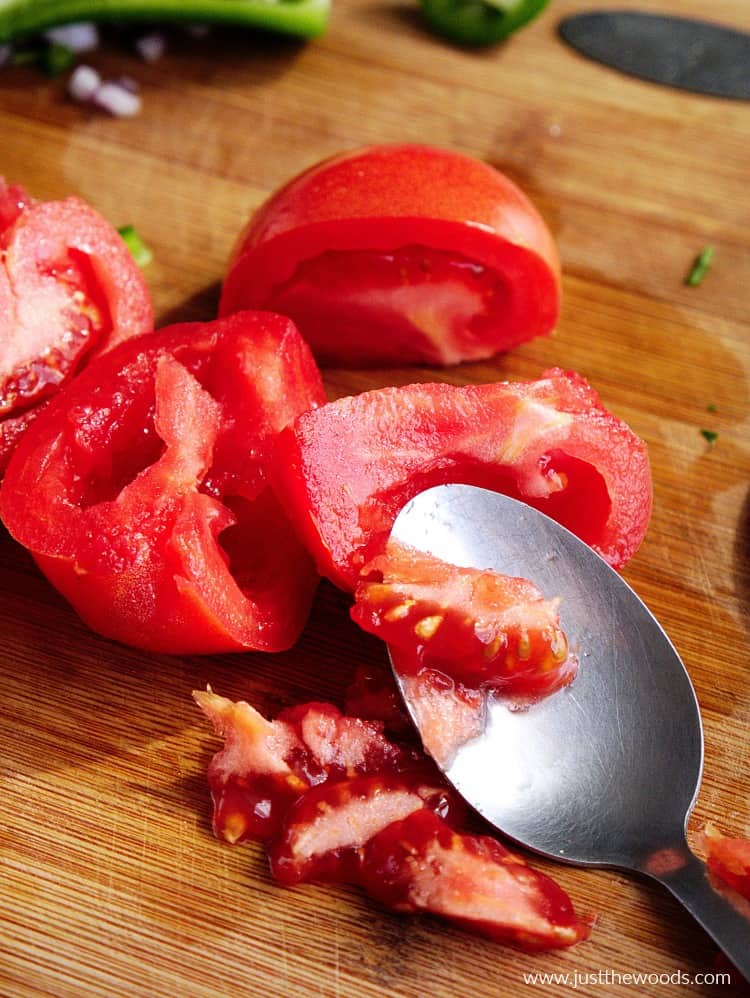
xmin=42 ymin=43 xmax=75 ymax=78
xmin=706 ymin=403 xmax=717 ymax=413
xmin=685 ymin=246 xmax=714 ymax=287
xmin=700 ymin=428 xmax=718 ymax=446
xmin=117 ymin=225 xmax=153 ymax=268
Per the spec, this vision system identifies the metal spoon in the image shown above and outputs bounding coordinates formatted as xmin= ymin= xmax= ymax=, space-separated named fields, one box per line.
xmin=389 ymin=484 xmax=749 ymax=976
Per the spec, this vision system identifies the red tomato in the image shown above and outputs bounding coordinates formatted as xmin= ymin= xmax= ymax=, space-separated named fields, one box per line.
xmin=219 ymin=144 xmax=560 ymax=366
xmin=704 ymin=824 xmax=750 ymax=901
xmin=194 ymin=690 xmax=422 ymax=842
xmin=268 ymin=773 xmax=460 ymax=886
xmin=0 ymin=312 xmax=325 ymax=654
xmin=275 ymin=368 xmax=652 ymax=591
xmin=344 ymin=663 xmax=412 ymax=736
xmin=392 ymin=656 xmax=488 ymax=769
xmin=353 ymin=540 xmax=575 ymax=697
xmin=362 ymin=809 xmax=591 ymax=950
xmin=197 ymin=689 xmax=590 ymax=950
xmin=345 ymin=658 xmax=486 ymax=769
xmin=0 ymin=179 xmax=153 ymax=472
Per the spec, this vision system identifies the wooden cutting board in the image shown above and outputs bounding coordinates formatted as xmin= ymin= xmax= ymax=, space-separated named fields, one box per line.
xmin=1 ymin=1 xmax=749 ymax=994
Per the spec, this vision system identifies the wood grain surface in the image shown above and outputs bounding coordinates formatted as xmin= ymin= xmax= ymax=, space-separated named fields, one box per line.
xmin=1 ymin=1 xmax=749 ymax=995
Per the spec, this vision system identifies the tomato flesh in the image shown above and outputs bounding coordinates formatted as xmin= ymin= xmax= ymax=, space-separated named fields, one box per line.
xmin=195 ymin=691 xmax=424 ymax=842
xmin=276 ymin=369 xmax=652 ymax=590
xmin=268 ymin=773 xmax=460 ymax=886
xmin=196 ymin=689 xmax=590 ymax=950
xmin=353 ymin=541 xmax=573 ymax=696
xmin=264 ymin=245 xmax=515 ymax=366
xmin=0 ymin=312 xmax=325 ymax=654
xmin=704 ymin=824 xmax=750 ymax=902
xmin=362 ymin=809 xmax=589 ymax=950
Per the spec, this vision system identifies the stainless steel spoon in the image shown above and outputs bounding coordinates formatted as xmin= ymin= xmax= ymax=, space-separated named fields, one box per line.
xmin=389 ymin=483 xmax=749 ymax=976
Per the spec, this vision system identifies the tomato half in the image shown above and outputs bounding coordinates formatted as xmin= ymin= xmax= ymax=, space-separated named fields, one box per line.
xmin=0 ymin=312 xmax=325 ymax=654
xmin=220 ymin=144 xmax=560 ymax=366
xmin=275 ymin=368 xmax=652 ymax=591
xmin=0 ymin=179 xmax=153 ymax=472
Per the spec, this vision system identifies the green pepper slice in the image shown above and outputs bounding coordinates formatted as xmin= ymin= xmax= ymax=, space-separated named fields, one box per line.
xmin=0 ymin=0 xmax=330 ymax=43
xmin=420 ymin=0 xmax=548 ymax=47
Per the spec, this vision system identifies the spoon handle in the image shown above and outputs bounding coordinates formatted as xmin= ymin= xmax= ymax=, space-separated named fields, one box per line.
xmin=651 ymin=848 xmax=750 ymax=981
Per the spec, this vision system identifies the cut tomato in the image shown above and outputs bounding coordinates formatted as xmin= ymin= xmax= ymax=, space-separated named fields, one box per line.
xmin=703 ymin=823 xmax=750 ymax=902
xmin=220 ymin=144 xmax=560 ymax=366
xmin=0 ymin=179 xmax=153 ymax=472
xmin=353 ymin=540 xmax=574 ymax=696
xmin=344 ymin=663 xmax=412 ymax=737
xmin=0 ymin=312 xmax=325 ymax=654
xmin=390 ymin=649 xmax=488 ymax=768
xmin=195 ymin=690 xmax=423 ymax=842
xmin=268 ymin=773 xmax=461 ymax=886
xmin=362 ymin=809 xmax=591 ymax=950
xmin=276 ymin=368 xmax=652 ymax=590
xmin=196 ymin=690 xmax=590 ymax=950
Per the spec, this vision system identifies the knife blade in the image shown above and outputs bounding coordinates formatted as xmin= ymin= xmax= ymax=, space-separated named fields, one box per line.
xmin=558 ymin=10 xmax=750 ymax=100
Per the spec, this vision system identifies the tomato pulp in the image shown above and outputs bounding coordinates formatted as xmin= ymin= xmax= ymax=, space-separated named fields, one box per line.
xmin=196 ymin=689 xmax=591 ymax=950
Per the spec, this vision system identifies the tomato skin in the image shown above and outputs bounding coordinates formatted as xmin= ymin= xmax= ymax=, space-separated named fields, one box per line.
xmin=275 ymin=368 xmax=652 ymax=591
xmin=220 ymin=144 xmax=560 ymax=366
xmin=361 ymin=809 xmax=590 ymax=950
xmin=0 ymin=180 xmax=153 ymax=472
xmin=0 ymin=312 xmax=325 ymax=654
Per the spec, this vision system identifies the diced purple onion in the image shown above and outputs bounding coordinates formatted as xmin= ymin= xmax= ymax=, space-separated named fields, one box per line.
xmin=116 ymin=75 xmax=140 ymax=94
xmin=94 ymin=80 xmax=142 ymax=118
xmin=68 ymin=64 xmax=101 ymax=103
xmin=44 ymin=21 xmax=100 ymax=53
xmin=135 ymin=32 xmax=166 ymax=63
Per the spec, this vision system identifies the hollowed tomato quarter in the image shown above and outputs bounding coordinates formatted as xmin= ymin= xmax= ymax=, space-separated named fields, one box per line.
xmin=219 ymin=144 xmax=560 ymax=367
xmin=0 ymin=311 xmax=326 ymax=654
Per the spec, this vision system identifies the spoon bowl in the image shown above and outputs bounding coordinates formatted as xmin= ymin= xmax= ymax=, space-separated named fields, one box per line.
xmin=389 ymin=484 xmax=749 ymax=975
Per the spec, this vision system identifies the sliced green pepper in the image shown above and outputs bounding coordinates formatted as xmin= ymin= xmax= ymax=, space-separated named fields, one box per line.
xmin=0 ymin=0 xmax=330 ymax=43
xmin=420 ymin=0 xmax=548 ymax=47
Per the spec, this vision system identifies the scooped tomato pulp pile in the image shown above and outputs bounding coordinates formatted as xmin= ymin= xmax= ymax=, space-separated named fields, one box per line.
xmin=2 ymin=144 xmax=746 ymax=948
